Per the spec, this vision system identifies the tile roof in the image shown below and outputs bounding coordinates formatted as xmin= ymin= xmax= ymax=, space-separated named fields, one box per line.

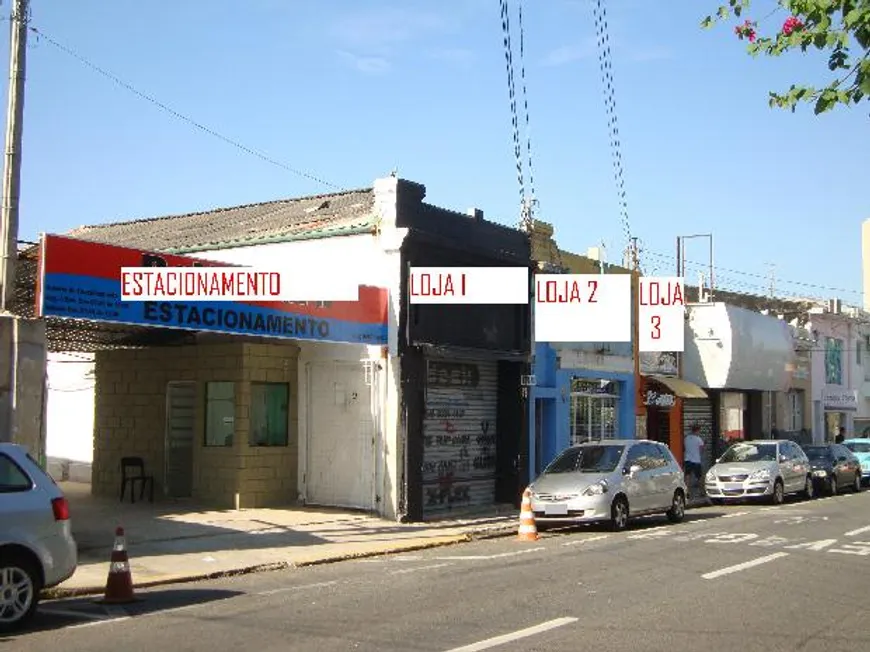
xmin=65 ymin=187 xmax=377 ymax=253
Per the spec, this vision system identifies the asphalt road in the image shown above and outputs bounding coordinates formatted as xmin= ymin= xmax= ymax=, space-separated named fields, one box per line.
xmin=7 ymin=490 xmax=870 ymax=652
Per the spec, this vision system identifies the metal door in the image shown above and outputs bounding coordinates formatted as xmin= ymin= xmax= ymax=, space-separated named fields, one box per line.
xmin=683 ymin=399 xmax=714 ymax=466
xmin=164 ymin=381 xmax=196 ymax=498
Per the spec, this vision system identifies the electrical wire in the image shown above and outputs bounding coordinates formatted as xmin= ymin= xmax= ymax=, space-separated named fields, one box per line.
xmin=516 ymin=1 xmax=537 ymax=210
xmin=499 ymin=0 xmax=527 ymax=219
xmin=593 ymin=0 xmax=632 ymax=252
xmin=27 ymin=25 xmax=341 ymax=190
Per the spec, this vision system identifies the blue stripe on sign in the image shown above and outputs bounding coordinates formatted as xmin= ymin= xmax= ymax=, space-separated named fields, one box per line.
xmin=41 ymin=273 xmax=388 ymax=345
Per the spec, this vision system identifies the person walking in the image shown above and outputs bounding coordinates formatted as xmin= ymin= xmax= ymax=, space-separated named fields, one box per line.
xmin=684 ymin=424 xmax=705 ymax=499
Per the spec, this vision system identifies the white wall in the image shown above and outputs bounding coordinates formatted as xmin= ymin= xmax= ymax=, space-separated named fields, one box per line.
xmin=45 ymin=353 xmax=95 ymax=463
xmin=808 ymin=313 xmax=861 ymax=439
xmin=684 ymin=303 xmax=794 ymax=391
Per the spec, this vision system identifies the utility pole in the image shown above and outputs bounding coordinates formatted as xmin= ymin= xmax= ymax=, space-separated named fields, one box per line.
xmin=767 ymin=263 xmax=776 ymax=298
xmin=0 ymin=0 xmax=29 ymax=313
xmin=629 ymin=237 xmax=644 ymax=438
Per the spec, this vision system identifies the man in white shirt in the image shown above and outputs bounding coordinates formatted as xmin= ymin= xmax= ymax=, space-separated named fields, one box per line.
xmin=684 ymin=424 xmax=705 ymax=497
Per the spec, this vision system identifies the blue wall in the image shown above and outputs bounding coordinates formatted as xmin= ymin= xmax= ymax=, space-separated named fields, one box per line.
xmin=528 ymin=342 xmax=636 ymax=478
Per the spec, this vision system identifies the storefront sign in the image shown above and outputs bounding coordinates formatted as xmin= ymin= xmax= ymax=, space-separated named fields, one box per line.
xmin=639 ymin=352 xmax=679 ymax=376
xmin=36 ymin=234 xmax=389 ymax=345
xmin=644 ymin=390 xmax=675 ymax=408
xmin=823 ymin=389 xmax=858 ymax=412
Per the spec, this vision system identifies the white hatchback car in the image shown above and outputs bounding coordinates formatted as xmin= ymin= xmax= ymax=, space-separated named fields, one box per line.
xmin=0 ymin=443 xmax=77 ymax=632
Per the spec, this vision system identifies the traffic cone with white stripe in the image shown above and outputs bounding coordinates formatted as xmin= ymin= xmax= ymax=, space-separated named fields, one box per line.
xmin=100 ymin=526 xmax=137 ymax=604
xmin=517 ymin=489 xmax=539 ymax=541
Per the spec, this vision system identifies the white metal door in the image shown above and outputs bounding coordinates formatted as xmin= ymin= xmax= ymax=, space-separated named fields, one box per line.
xmin=422 ymin=358 xmax=498 ymax=515
xmin=165 ymin=381 xmax=196 ymax=498
xmin=305 ymin=361 xmax=376 ymax=510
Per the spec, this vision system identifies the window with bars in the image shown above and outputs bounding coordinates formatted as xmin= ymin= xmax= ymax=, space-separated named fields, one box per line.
xmin=569 ymin=379 xmax=620 ymax=445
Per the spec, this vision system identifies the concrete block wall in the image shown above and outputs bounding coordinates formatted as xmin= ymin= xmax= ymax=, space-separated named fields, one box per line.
xmin=93 ymin=341 xmax=300 ymax=509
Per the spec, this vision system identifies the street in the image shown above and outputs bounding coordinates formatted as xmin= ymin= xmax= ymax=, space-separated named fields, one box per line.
xmin=7 ymin=491 xmax=870 ymax=652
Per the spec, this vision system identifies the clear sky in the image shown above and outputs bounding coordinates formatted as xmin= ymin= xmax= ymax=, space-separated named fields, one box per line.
xmin=2 ymin=0 xmax=868 ymax=303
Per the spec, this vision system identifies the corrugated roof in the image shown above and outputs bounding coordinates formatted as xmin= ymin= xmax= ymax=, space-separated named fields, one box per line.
xmin=65 ymin=187 xmax=377 ymax=253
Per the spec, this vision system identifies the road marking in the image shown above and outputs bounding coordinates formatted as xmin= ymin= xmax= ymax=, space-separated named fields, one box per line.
xmin=256 ymin=580 xmax=340 ymax=596
xmin=701 ymin=552 xmax=790 ymax=580
xmin=393 ymin=555 xmax=424 ymax=561
xmin=443 ymin=617 xmax=579 ymax=651
xmin=720 ymin=511 xmax=750 ymax=518
xmin=773 ymin=515 xmax=828 ymax=525
xmin=829 ymin=542 xmax=870 ymax=556
xmin=390 ymin=563 xmax=452 ymax=575
xmin=845 ymin=525 xmax=870 ymax=537
xmin=39 ymin=608 xmax=111 ymax=621
xmin=562 ymin=535 xmax=609 ymax=547
xmin=436 ymin=547 xmax=546 ymax=561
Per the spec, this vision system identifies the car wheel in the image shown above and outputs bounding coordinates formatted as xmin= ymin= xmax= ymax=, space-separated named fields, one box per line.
xmin=829 ymin=476 xmax=838 ymax=496
xmin=667 ymin=490 xmax=686 ymax=523
xmin=0 ymin=555 xmax=41 ymax=633
xmin=770 ymin=479 xmax=785 ymax=505
xmin=802 ymin=475 xmax=815 ymax=500
xmin=610 ymin=497 xmax=629 ymax=532
xmin=855 ymin=473 xmax=862 ymax=493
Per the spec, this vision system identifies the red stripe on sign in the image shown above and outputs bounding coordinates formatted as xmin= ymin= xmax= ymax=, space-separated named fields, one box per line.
xmin=40 ymin=234 xmax=389 ymax=325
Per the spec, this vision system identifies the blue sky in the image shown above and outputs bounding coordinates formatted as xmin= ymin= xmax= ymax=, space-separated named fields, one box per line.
xmin=3 ymin=0 xmax=868 ymax=303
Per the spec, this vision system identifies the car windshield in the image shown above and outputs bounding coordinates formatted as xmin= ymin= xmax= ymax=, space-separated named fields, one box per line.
xmin=719 ymin=442 xmax=778 ymax=463
xmin=804 ymin=447 xmax=831 ymax=460
xmin=544 ymin=445 xmax=625 ymax=474
xmin=845 ymin=442 xmax=870 ymax=454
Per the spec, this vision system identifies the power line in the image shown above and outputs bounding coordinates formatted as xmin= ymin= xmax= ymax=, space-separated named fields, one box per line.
xmin=642 ymin=249 xmax=863 ymax=298
xmin=498 ymin=0 xmax=526 ymax=222
xmin=592 ymin=0 xmax=632 ymax=252
xmin=516 ymin=1 xmax=538 ymax=211
xmin=27 ymin=26 xmax=341 ymax=190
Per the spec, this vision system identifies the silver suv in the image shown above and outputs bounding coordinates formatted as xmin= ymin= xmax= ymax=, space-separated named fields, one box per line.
xmin=1 ymin=443 xmax=78 ymax=632
xmin=705 ymin=439 xmax=814 ymax=505
xmin=528 ymin=439 xmax=688 ymax=532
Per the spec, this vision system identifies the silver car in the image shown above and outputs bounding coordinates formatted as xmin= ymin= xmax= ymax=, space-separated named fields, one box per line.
xmin=528 ymin=439 xmax=688 ymax=532
xmin=705 ymin=439 xmax=814 ymax=505
xmin=1 ymin=443 xmax=78 ymax=632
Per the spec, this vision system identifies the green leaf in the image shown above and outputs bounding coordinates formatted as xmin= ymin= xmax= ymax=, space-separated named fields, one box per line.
xmin=837 ymin=90 xmax=850 ymax=103
xmin=844 ymin=8 xmax=864 ymax=29
xmin=717 ymin=6 xmax=731 ymax=19
xmin=701 ymin=16 xmax=715 ymax=28
xmin=735 ymin=4 xmax=743 ymax=16
xmin=814 ymin=32 xmax=828 ymax=48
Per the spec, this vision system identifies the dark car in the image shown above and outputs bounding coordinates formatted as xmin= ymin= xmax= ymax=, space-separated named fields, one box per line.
xmin=803 ymin=443 xmax=863 ymax=495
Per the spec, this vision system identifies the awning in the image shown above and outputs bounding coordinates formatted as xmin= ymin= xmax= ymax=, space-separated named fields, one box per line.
xmin=646 ymin=375 xmax=708 ymax=399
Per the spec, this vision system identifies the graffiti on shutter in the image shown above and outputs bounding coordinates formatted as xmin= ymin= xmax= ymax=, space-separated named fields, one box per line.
xmin=422 ymin=359 xmax=498 ymax=513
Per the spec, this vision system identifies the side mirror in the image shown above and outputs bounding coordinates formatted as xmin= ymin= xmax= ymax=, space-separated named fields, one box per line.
xmin=778 ymin=455 xmax=787 ymax=463
xmin=628 ymin=464 xmax=642 ymax=476
xmin=714 ymin=457 xmax=721 ymax=464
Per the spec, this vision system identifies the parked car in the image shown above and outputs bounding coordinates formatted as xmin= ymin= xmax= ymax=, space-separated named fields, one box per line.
xmin=705 ymin=439 xmax=814 ymax=505
xmin=0 ymin=443 xmax=77 ymax=632
xmin=803 ymin=443 xmax=862 ymax=495
xmin=527 ymin=439 xmax=688 ymax=532
xmin=842 ymin=438 xmax=870 ymax=487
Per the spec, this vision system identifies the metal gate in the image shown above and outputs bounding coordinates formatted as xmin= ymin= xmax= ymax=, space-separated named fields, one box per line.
xmin=422 ymin=358 xmax=498 ymax=515
xmin=683 ymin=398 xmax=714 ymax=468
xmin=165 ymin=381 xmax=196 ymax=498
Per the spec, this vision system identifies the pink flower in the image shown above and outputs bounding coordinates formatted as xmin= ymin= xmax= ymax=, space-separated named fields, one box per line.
xmin=782 ymin=16 xmax=804 ymax=36
xmin=735 ymin=19 xmax=757 ymax=42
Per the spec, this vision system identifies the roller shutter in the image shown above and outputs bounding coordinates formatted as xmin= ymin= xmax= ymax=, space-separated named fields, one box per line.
xmin=422 ymin=358 xmax=498 ymax=515
xmin=683 ymin=399 xmax=714 ymax=468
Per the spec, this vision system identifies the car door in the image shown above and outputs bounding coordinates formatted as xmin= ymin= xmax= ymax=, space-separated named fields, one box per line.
xmin=835 ymin=445 xmax=859 ymax=485
xmin=788 ymin=442 xmax=810 ymax=492
xmin=622 ymin=443 xmax=653 ymax=513
xmin=650 ymin=443 xmax=681 ymax=509
xmin=778 ymin=442 xmax=799 ymax=493
xmin=0 ymin=452 xmax=44 ymax=543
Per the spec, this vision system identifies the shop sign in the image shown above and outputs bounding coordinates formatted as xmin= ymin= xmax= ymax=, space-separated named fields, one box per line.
xmin=823 ymin=389 xmax=858 ymax=411
xmin=639 ymin=352 xmax=679 ymax=376
xmin=644 ymin=389 xmax=675 ymax=408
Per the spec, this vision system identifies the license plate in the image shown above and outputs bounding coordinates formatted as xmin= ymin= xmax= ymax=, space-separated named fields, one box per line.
xmin=725 ymin=483 xmax=743 ymax=491
xmin=544 ymin=503 xmax=568 ymax=516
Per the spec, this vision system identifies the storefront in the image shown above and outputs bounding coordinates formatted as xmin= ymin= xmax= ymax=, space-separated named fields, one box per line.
xmin=529 ymin=342 xmax=636 ymax=476
xmin=683 ymin=302 xmax=795 ymax=465
xmin=823 ymin=389 xmax=858 ymax=441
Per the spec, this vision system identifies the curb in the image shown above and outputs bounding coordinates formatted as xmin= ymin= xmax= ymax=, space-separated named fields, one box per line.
xmin=43 ymin=531 xmax=503 ymax=600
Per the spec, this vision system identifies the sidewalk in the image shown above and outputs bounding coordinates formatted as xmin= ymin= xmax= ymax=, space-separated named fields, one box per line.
xmin=51 ymin=483 xmax=712 ymax=598
xmin=50 ymin=483 xmax=518 ymax=598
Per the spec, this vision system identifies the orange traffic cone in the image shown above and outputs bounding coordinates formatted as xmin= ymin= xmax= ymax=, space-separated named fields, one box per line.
xmin=99 ymin=526 xmax=137 ymax=604
xmin=517 ymin=489 xmax=539 ymax=541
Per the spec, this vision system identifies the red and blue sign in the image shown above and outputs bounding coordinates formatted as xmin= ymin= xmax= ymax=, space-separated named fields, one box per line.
xmin=37 ymin=234 xmax=389 ymax=346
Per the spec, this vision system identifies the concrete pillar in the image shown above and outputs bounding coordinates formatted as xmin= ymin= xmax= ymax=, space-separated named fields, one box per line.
xmin=0 ymin=313 xmax=47 ymax=463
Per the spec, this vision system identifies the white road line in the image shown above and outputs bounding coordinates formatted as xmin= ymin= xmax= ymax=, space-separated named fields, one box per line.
xmin=256 ymin=580 xmax=340 ymax=596
xmin=67 ymin=616 xmax=131 ymax=629
xmin=845 ymin=525 xmax=870 ymax=537
xmin=39 ymin=608 xmax=111 ymax=621
xmin=701 ymin=552 xmax=790 ymax=580
xmin=444 ymin=617 xmax=579 ymax=652
xmin=720 ymin=511 xmax=750 ymax=518
xmin=562 ymin=535 xmax=609 ymax=547
xmin=435 ymin=547 xmax=546 ymax=561
xmin=390 ymin=563 xmax=452 ymax=575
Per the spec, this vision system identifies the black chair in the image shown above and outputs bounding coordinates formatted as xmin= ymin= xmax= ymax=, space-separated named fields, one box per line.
xmin=119 ymin=457 xmax=155 ymax=504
